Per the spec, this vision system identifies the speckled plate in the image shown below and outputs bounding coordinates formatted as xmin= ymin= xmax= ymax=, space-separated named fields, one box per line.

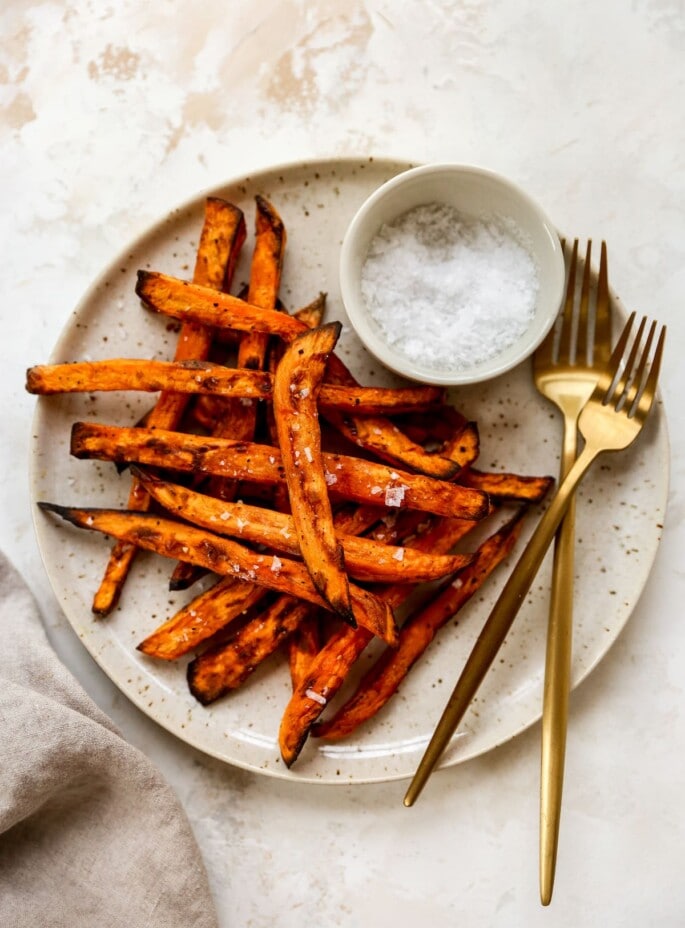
xmin=30 ymin=158 xmax=669 ymax=784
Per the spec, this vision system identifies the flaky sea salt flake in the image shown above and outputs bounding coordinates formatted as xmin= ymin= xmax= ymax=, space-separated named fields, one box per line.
xmin=385 ymin=484 xmax=407 ymax=507
xmin=305 ymin=688 xmax=327 ymax=706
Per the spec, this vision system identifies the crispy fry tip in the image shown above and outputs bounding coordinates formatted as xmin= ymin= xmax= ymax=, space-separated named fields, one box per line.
xmin=255 ymin=194 xmax=285 ymax=231
xmin=291 ymin=319 xmax=342 ymax=350
xmin=37 ymin=500 xmax=62 ymax=514
xmin=279 ymin=739 xmax=303 ymax=769
xmin=25 ymin=368 xmax=38 ymax=393
xmin=135 ymin=269 xmax=154 ymax=301
xmin=322 ymin=320 xmax=343 ymax=341
xmin=70 ymin=421 xmax=89 ymax=456
xmin=37 ymin=501 xmax=79 ymax=526
xmin=472 ymin=496 xmax=490 ymax=521
xmin=335 ymin=603 xmax=357 ymax=628
xmin=187 ymin=663 xmax=214 ymax=706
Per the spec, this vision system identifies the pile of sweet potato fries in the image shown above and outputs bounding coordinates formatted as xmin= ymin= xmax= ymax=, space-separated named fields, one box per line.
xmin=27 ymin=195 xmax=553 ymax=767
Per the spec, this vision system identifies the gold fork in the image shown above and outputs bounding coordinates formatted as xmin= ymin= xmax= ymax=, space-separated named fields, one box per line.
xmin=404 ymin=311 xmax=665 ymax=809
xmin=534 ymin=240 xmax=611 ymax=905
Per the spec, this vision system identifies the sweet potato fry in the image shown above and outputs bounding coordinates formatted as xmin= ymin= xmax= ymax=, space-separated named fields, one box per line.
xmin=193 ymin=197 xmax=246 ymax=295
xmin=322 ymin=354 xmax=462 ymax=479
xmin=208 ymin=196 xmax=287 ymax=485
xmin=272 ymin=294 xmax=323 ymax=388
xmin=26 ymin=359 xmax=445 ymax=414
xmin=168 ymin=560 xmax=208 ymax=592
xmin=70 ymin=423 xmax=490 ymax=521
xmin=26 ymin=359 xmax=272 ymax=397
xmin=93 ymin=199 xmax=245 ymax=615
xmin=287 ymin=612 xmax=322 ymax=691
xmin=442 ymin=421 xmax=480 ymax=466
xmin=273 ymin=323 xmax=352 ymax=622
xmin=396 ymin=405 xmax=468 ymax=446
xmin=330 ymin=503 xmax=386 ymax=537
xmin=313 ymin=509 xmax=527 ymax=740
xmin=38 ymin=504 xmax=398 ymax=646
xmin=325 ymin=413 xmax=462 ymax=479
xmin=188 ymin=598 xmax=316 ymax=702
xmin=136 ymin=271 xmax=305 ymax=341
xmin=137 ymin=500 xmax=383 ymax=661
xmin=277 ymin=512 xmax=484 ymax=766
xmin=324 ymin=384 xmax=445 ymax=415
xmin=127 ymin=202 xmax=246 ymax=454
xmin=190 ymin=292 xmax=327 ymax=437
xmin=265 ymin=298 xmax=320 ymax=513
xmin=137 ymin=268 xmax=470 ymax=477
xmin=459 ymin=468 xmax=554 ymax=503
xmin=293 ymin=292 xmax=326 ymax=330
xmin=138 ymin=578 xmax=267 ymax=660
xmin=237 ymin=195 xmax=286 ymax=371
xmin=278 ymin=623 xmax=373 ymax=765
xmin=133 ymin=468 xmax=473 ymax=584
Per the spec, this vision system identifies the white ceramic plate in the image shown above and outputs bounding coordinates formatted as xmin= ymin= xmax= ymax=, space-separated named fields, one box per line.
xmin=30 ymin=158 xmax=669 ymax=784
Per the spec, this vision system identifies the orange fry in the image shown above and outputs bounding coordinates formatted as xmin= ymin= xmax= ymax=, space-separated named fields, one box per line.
xmin=293 ymin=292 xmax=326 ymax=330
xmin=442 ymin=421 xmax=480 ymax=466
xmin=396 ymin=405 xmax=468 ymax=446
xmin=273 ymin=323 xmax=352 ymax=622
xmin=325 ymin=413 xmax=462 ymax=479
xmin=209 ymin=196 xmax=287 ymax=480
xmin=70 ymin=423 xmax=490 ymax=521
xmin=237 ymin=195 xmax=286 ymax=372
xmin=313 ymin=509 xmax=526 ymax=741
xmin=134 ymin=468 xmax=473 ymax=584
xmin=39 ymin=504 xmax=398 ymax=646
xmin=136 ymin=270 xmax=305 ymax=341
xmin=26 ymin=359 xmax=445 ymax=414
xmin=277 ymin=512 xmax=482 ymax=766
xmin=26 ymin=359 xmax=272 ymax=397
xmin=459 ymin=468 xmax=554 ymax=503
xmin=138 ymin=578 xmax=267 ymax=661
xmin=188 ymin=598 xmax=316 ymax=703
xmin=93 ymin=198 xmax=245 ymax=615
xmin=287 ymin=612 xmax=322 ymax=691
xmin=137 ymin=501 xmax=383 ymax=661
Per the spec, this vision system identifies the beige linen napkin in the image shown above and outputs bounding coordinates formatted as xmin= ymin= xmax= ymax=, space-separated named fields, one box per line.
xmin=0 ymin=551 xmax=219 ymax=928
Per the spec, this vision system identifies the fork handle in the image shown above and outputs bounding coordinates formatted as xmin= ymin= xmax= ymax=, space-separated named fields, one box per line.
xmin=539 ymin=420 xmax=578 ymax=905
xmin=404 ymin=440 xmax=601 ymax=808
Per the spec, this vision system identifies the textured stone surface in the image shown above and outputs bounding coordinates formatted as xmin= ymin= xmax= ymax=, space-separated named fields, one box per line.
xmin=2 ymin=2 xmax=684 ymax=924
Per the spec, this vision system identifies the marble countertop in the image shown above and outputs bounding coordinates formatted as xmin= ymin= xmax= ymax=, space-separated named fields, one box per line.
xmin=2 ymin=1 xmax=684 ymax=924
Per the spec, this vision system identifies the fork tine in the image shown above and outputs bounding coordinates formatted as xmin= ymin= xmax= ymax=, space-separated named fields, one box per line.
xmin=593 ymin=241 xmax=611 ymax=365
xmin=623 ymin=320 xmax=656 ymax=411
xmin=635 ymin=324 xmax=666 ymax=419
xmin=611 ymin=316 xmax=647 ymax=408
xmin=595 ymin=311 xmax=636 ymax=401
xmin=557 ymin=240 xmax=579 ymax=363
xmin=575 ymin=241 xmax=592 ymax=364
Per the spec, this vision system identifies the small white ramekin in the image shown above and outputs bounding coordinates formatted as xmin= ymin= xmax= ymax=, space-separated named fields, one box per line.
xmin=339 ymin=163 xmax=565 ymax=386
